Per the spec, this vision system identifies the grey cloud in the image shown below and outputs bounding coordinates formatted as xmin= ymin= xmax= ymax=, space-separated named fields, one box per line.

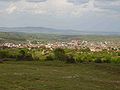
xmin=96 ymin=0 xmax=119 ymax=2
xmin=0 ymin=0 xmax=47 ymax=2
xmin=26 ymin=0 xmax=47 ymax=3
xmin=0 ymin=0 xmax=20 ymax=2
xmin=68 ymin=0 xmax=89 ymax=5
xmin=95 ymin=0 xmax=120 ymax=12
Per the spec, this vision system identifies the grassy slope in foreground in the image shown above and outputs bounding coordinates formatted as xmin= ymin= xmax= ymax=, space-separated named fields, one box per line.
xmin=0 ymin=61 xmax=120 ymax=90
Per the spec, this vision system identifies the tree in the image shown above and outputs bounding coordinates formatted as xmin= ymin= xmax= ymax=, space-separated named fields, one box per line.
xmin=18 ymin=49 xmax=33 ymax=60
xmin=53 ymin=48 xmax=66 ymax=61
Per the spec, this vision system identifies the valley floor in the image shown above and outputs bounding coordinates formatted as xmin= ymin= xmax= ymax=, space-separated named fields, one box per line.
xmin=0 ymin=61 xmax=120 ymax=90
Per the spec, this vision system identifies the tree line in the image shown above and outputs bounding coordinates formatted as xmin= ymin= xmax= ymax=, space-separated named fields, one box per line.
xmin=0 ymin=48 xmax=120 ymax=64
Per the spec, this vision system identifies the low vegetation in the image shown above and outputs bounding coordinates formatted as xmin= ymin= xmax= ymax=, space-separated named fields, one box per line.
xmin=0 ymin=48 xmax=120 ymax=64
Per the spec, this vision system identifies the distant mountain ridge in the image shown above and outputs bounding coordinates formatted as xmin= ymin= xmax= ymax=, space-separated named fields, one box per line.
xmin=0 ymin=27 xmax=120 ymax=35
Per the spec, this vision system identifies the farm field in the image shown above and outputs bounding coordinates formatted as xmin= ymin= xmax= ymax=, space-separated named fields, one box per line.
xmin=0 ymin=61 xmax=120 ymax=90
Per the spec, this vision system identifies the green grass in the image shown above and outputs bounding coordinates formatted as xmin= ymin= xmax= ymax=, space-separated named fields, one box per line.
xmin=0 ymin=61 xmax=120 ymax=90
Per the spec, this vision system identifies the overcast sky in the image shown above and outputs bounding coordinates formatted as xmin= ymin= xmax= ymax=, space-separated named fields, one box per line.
xmin=0 ymin=0 xmax=120 ymax=32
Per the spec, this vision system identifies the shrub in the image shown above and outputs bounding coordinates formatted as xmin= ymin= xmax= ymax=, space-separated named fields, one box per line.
xmin=17 ymin=49 xmax=33 ymax=60
xmin=0 ymin=50 xmax=10 ymax=58
xmin=102 ymin=56 xmax=111 ymax=63
xmin=118 ymin=52 xmax=120 ymax=56
xmin=25 ymin=53 xmax=33 ymax=61
xmin=45 ymin=54 xmax=54 ymax=61
xmin=75 ymin=55 xmax=84 ymax=63
xmin=32 ymin=50 xmax=48 ymax=61
xmin=32 ymin=51 xmax=41 ymax=60
xmin=111 ymin=57 xmax=120 ymax=64
xmin=94 ymin=57 xmax=102 ymax=63
xmin=66 ymin=54 xmax=76 ymax=63
xmin=53 ymin=48 xmax=66 ymax=61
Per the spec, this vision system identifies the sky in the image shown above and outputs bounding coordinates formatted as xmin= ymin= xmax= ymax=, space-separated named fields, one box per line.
xmin=0 ymin=0 xmax=120 ymax=32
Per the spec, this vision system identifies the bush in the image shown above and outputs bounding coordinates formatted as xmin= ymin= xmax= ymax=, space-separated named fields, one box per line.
xmin=45 ymin=54 xmax=54 ymax=61
xmin=74 ymin=53 xmax=93 ymax=63
xmin=66 ymin=54 xmax=76 ymax=63
xmin=53 ymin=48 xmax=66 ymax=61
xmin=0 ymin=50 xmax=9 ymax=58
xmin=25 ymin=53 xmax=33 ymax=61
xmin=111 ymin=57 xmax=120 ymax=64
xmin=0 ymin=48 xmax=120 ymax=64
xmin=118 ymin=52 xmax=120 ymax=56
xmin=17 ymin=49 xmax=33 ymax=60
xmin=32 ymin=50 xmax=48 ymax=61
xmin=101 ymin=56 xmax=111 ymax=63
xmin=94 ymin=57 xmax=102 ymax=63
xmin=75 ymin=55 xmax=84 ymax=63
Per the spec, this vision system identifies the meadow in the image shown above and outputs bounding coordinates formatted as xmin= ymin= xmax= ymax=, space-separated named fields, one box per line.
xmin=0 ymin=61 xmax=120 ymax=90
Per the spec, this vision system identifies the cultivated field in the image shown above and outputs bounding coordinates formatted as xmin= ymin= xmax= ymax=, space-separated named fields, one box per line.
xmin=0 ymin=61 xmax=120 ymax=90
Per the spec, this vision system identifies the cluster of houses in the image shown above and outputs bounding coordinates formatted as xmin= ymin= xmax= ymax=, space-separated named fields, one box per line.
xmin=0 ymin=40 xmax=120 ymax=52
